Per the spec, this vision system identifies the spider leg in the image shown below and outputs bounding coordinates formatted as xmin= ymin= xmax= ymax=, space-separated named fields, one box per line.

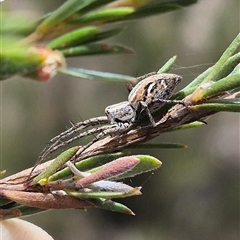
xmin=136 ymin=72 xmax=156 ymax=82
xmin=73 ymin=124 xmax=121 ymax=162
xmin=50 ymin=116 xmax=108 ymax=144
xmin=39 ymin=116 xmax=108 ymax=161
xmin=157 ymin=99 xmax=184 ymax=105
xmin=139 ymin=101 xmax=157 ymax=127
xmin=39 ymin=123 xmax=112 ymax=163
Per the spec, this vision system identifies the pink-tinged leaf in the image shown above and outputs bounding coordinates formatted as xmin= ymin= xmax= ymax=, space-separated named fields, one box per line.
xmin=76 ymin=156 xmax=139 ymax=189
xmin=1 ymin=189 xmax=93 ymax=209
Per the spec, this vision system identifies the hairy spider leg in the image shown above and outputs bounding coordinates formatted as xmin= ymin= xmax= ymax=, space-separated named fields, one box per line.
xmin=39 ymin=116 xmax=109 ymax=161
xmin=136 ymin=72 xmax=157 ymax=82
xmin=138 ymin=101 xmax=157 ymax=127
xmin=50 ymin=116 xmax=108 ymax=144
xmin=72 ymin=123 xmax=123 ymax=162
xmin=40 ymin=124 xmax=113 ymax=163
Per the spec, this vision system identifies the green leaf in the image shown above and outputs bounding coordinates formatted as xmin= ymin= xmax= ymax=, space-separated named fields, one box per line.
xmin=70 ymin=7 xmax=135 ymax=24
xmin=75 ymin=0 xmax=114 ymax=14
xmin=49 ymin=27 xmax=127 ymax=51
xmin=60 ymin=43 xmax=133 ymax=57
xmin=176 ymin=0 xmax=198 ymax=6
xmin=197 ymin=74 xmax=240 ymax=99
xmin=123 ymin=2 xmax=182 ymax=20
xmin=35 ymin=0 xmax=96 ymax=34
xmin=87 ymin=198 xmax=135 ymax=215
xmin=177 ymin=53 xmax=240 ymax=99
xmin=158 ymin=55 xmax=177 ymax=73
xmin=47 ymin=26 xmax=99 ymax=50
xmin=0 ymin=13 xmax=36 ymax=37
xmin=176 ymin=36 xmax=240 ymax=99
xmin=0 ymin=37 xmax=41 ymax=80
xmin=168 ymin=121 xmax=205 ymax=131
xmin=59 ymin=67 xmax=134 ymax=83
xmin=199 ymin=33 xmax=240 ymax=85
xmin=67 ymin=187 xmax=141 ymax=199
xmin=192 ymin=99 xmax=240 ymax=112
xmin=80 ymin=27 xmax=126 ymax=44
xmin=33 ymin=146 xmax=79 ymax=184
xmin=231 ymin=61 xmax=240 ymax=74
xmin=212 ymin=52 xmax=240 ymax=81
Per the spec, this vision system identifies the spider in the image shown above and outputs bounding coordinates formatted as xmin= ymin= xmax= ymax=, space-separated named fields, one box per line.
xmin=38 ymin=73 xmax=182 ymax=162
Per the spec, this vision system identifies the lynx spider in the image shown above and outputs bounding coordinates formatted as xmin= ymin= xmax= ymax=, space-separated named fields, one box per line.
xmin=105 ymin=73 xmax=182 ymax=128
xmin=38 ymin=72 xmax=182 ymax=162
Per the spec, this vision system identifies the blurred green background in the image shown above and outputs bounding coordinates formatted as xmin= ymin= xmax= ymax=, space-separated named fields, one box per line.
xmin=1 ymin=0 xmax=239 ymax=239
